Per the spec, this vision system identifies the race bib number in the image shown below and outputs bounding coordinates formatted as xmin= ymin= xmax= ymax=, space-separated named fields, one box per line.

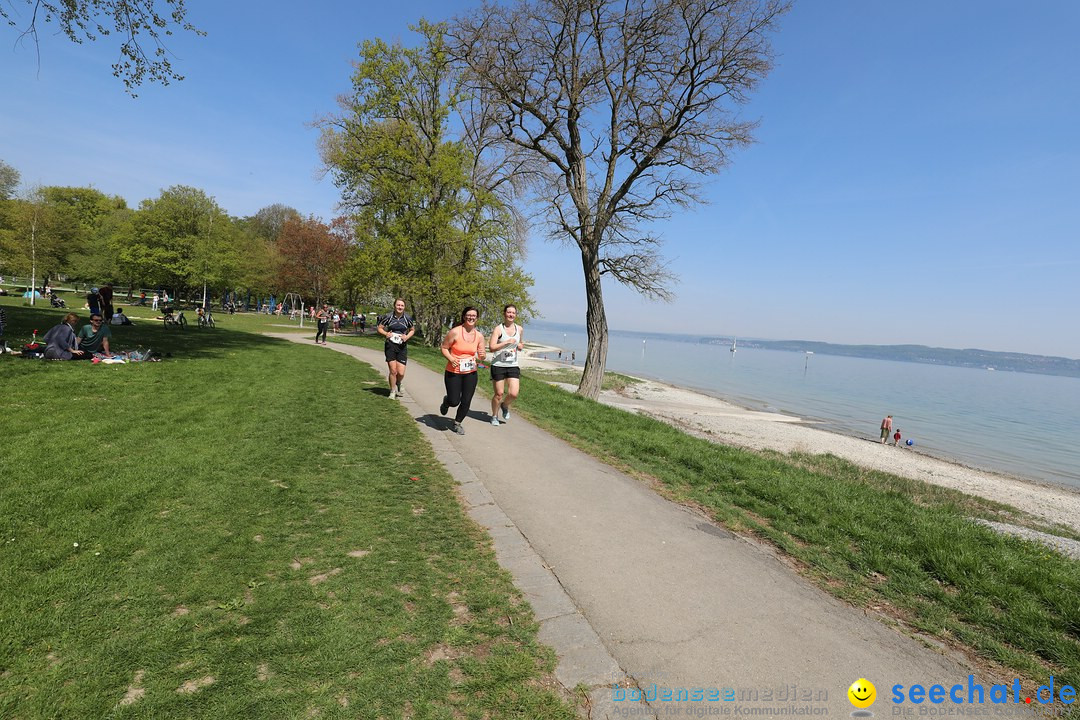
xmin=502 ymin=350 xmax=517 ymax=363
xmin=389 ymin=333 xmax=403 ymax=344
xmin=458 ymin=357 xmax=476 ymax=373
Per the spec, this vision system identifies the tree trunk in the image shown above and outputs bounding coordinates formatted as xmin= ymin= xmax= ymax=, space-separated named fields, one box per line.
xmin=577 ymin=245 xmax=608 ymax=400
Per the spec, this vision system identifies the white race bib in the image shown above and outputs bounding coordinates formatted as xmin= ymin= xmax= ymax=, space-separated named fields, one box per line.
xmin=389 ymin=332 xmax=403 ymax=344
xmin=502 ymin=350 xmax=517 ymax=363
xmin=457 ymin=357 xmax=476 ymax=372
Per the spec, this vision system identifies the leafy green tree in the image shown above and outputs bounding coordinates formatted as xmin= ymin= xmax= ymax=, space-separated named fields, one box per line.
xmin=0 ymin=188 xmax=76 ymax=292
xmin=249 ymin=204 xmax=301 ymax=245
xmin=39 ymin=186 xmax=123 ymax=280
xmin=449 ymin=0 xmax=788 ymax=398
xmin=0 ymin=160 xmax=21 ymax=272
xmin=2 ymin=0 xmax=204 ymax=94
xmin=124 ymin=185 xmax=232 ymax=297
xmin=67 ymin=204 xmax=136 ymax=289
xmin=321 ymin=21 xmax=533 ymax=345
xmin=0 ymin=159 xmax=19 ymax=199
xmin=231 ymin=219 xmax=278 ymax=299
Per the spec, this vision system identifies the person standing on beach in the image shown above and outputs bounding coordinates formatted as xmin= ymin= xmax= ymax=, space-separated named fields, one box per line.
xmin=880 ymin=415 xmax=893 ymax=444
xmin=378 ymin=298 xmax=415 ymax=399
xmin=893 ymin=428 xmax=902 ymax=447
xmin=440 ymin=307 xmax=485 ymax=435
xmin=488 ymin=304 xmax=523 ymax=426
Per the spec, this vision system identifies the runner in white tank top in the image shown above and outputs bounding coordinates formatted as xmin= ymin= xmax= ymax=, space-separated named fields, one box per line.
xmin=488 ymin=304 xmax=524 ymax=426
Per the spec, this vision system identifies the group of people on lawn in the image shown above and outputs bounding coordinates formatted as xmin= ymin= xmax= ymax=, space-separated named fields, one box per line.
xmin=42 ymin=312 xmax=114 ymax=360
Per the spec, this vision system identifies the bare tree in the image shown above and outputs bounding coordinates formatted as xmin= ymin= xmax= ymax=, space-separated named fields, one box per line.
xmin=449 ymin=0 xmax=789 ymax=398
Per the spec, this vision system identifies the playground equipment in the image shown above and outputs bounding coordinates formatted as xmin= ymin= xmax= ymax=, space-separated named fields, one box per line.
xmin=282 ymin=292 xmax=305 ymax=327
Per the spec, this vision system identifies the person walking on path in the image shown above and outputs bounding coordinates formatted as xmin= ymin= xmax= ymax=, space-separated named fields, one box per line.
xmin=378 ymin=298 xmax=416 ymax=398
xmin=488 ymin=304 xmax=523 ymax=426
xmin=880 ymin=415 xmax=893 ymax=444
xmin=315 ymin=304 xmax=330 ymax=345
xmin=440 ymin=306 xmax=485 ymax=435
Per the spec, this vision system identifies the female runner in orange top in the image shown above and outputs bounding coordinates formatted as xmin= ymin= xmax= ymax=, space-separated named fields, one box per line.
xmin=439 ymin=306 xmax=486 ymax=435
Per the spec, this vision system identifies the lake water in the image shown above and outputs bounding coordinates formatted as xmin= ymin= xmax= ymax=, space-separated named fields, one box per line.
xmin=526 ymin=322 xmax=1080 ymax=490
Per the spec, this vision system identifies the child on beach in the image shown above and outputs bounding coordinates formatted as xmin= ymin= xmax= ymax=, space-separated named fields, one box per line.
xmin=893 ymin=429 xmax=902 ymax=447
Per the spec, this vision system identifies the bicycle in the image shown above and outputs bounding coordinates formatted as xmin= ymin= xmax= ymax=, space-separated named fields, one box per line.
xmin=197 ymin=308 xmax=216 ymax=328
xmin=163 ymin=308 xmax=187 ymax=329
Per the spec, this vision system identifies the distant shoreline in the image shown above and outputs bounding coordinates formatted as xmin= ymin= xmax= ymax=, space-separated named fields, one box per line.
xmin=529 ymin=321 xmax=1080 ymax=378
xmin=521 ymin=342 xmax=1080 ymax=534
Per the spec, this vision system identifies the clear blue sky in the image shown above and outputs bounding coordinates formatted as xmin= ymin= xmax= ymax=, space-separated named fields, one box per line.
xmin=3 ymin=1 xmax=1077 ymax=358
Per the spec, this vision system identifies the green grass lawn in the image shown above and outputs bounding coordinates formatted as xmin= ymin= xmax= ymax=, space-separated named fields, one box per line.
xmin=7 ymin=299 xmax=1079 ymax=708
xmin=331 ymin=333 xmax=1080 ymax=690
xmin=0 ymin=298 xmax=576 ymax=719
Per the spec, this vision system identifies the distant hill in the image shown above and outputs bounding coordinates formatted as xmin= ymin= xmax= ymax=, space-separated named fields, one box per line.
xmin=701 ymin=338 xmax=1080 ymax=378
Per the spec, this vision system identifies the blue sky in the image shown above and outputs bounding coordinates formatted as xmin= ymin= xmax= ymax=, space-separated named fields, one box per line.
xmin=2 ymin=1 xmax=1077 ymax=358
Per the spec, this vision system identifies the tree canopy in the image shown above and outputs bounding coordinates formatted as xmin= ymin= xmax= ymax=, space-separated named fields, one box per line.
xmin=0 ymin=159 xmax=19 ymax=199
xmin=321 ymin=21 xmax=534 ymax=344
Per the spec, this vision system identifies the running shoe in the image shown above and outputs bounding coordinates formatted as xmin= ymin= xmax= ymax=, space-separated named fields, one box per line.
xmin=452 ymin=422 xmax=465 ymax=435
xmin=490 ymin=416 xmax=501 ymax=426
xmin=440 ymin=397 xmax=449 ymax=416
xmin=501 ymin=406 xmax=511 ymax=422
xmin=389 ymin=389 xmax=396 ymax=399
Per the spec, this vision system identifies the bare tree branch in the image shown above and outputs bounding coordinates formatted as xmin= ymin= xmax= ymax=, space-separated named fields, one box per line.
xmin=2 ymin=0 xmax=205 ymax=95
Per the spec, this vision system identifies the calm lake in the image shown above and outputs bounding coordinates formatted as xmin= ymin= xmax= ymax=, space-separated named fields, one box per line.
xmin=527 ymin=322 xmax=1080 ymax=490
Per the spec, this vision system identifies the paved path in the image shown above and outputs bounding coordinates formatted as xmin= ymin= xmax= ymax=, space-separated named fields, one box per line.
xmin=274 ymin=334 xmax=978 ymax=718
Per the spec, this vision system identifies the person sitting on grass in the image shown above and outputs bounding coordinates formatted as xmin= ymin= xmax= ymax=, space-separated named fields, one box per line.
xmin=112 ymin=309 xmax=133 ymax=326
xmin=42 ymin=313 xmax=89 ymax=360
xmin=77 ymin=313 xmax=113 ymax=357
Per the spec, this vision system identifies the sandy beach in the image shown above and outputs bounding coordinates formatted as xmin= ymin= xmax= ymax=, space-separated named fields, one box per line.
xmin=521 ymin=343 xmax=1080 ymax=535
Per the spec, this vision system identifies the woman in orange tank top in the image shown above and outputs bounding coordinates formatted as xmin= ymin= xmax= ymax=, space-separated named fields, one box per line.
xmin=439 ymin=306 xmax=485 ymax=435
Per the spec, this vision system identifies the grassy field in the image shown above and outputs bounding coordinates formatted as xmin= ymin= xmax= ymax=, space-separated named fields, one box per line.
xmin=7 ymin=298 xmax=1080 ymax=706
xmin=0 ymin=298 xmax=576 ymax=719
xmin=327 ymin=333 xmax=1080 ymax=691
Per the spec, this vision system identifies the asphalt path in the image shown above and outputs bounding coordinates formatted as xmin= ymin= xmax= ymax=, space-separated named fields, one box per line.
xmin=272 ymin=333 xmax=981 ymax=719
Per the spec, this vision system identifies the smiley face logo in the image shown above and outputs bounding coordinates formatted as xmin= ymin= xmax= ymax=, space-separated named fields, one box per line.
xmin=848 ymin=678 xmax=876 ymax=709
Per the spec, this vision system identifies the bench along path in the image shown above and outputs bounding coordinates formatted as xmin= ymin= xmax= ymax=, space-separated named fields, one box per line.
xmin=270 ymin=333 xmax=977 ymax=719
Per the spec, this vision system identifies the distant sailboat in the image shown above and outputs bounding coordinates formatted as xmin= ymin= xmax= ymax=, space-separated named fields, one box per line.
xmin=730 ymin=338 xmax=737 ymax=353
